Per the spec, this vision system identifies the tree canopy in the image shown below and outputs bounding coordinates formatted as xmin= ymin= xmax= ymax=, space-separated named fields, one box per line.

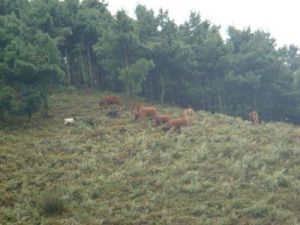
xmin=1 ymin=0 xmax=300 ymax=123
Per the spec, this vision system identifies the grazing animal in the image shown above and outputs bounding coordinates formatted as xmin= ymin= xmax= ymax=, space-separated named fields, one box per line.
xmin=130 ymin=103 xmax=144 ymax=114
xmin=134 ymin=105 xmax=158 ymax=120
xmin=107 ymin=105 xmax=123 ymax=118
xmin=107 ymin=111 xmax=119 ymax=118
xmin=181 ymin=108 xmax=195 ymax=119
xmin=99 ymin=95 xmax=121 ymax=109
xmin=249 ymin=111 xmax=259 ymax=124
xmin=153 ymin=114 xmax=171 ymax=126
xmin=64 ymin=117 xmax=75 ymax=126
xmin=162 ymin=117 xmax=188 ymax=132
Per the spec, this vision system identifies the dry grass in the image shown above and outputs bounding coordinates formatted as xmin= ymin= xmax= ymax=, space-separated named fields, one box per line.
xmin=1 ymin=90 xmax=300 ymax=224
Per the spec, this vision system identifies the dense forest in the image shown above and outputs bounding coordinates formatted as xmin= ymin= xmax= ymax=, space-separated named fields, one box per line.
xmin=1 ymin=0 xmax=300 ymax=123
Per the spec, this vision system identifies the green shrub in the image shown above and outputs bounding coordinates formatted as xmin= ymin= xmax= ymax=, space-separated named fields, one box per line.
xmin=91 ymin=188 xmax=102 ymax=199
xmin=41 ymin=195 xmax=65 ymax=216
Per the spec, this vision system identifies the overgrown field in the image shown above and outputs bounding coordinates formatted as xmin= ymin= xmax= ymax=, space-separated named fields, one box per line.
xmin=1 ymin=90 xmax=300 ymax=225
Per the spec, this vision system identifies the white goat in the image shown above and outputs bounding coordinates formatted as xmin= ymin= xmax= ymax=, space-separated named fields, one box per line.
xmin=64 ymin=117 xmax=75 ymax=126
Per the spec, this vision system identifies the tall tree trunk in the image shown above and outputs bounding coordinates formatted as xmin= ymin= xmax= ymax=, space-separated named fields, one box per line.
xmin=87 ymin=46 xmax=93 ymax=88
xmin=64 ymin=49 xmax=71 ymax=85
xmin=267 ymin=90 xmax=272 ymax=120
xmin=124 ymin=49 xmax=129 ymax=69
xmin=149 ymin=77 xmax=152 ymax=100
xmin=160 ymin=75 xmax=165 ymax=105
xmin=0 ymin=111 xmax=5 ymax=121
xmin=218 ymin=95 xmax=225 ymax=113
xmin=42 ymin=89 xmax=49 ymax=117
xmin=79 ymin=47 xmax=88 ymax=87
xmin=252 ymin=87 xmax=257 ymax=110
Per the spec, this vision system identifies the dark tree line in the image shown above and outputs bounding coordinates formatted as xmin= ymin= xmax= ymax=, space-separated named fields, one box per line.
xmin=1 ymin=0 xmax=300 ymax=123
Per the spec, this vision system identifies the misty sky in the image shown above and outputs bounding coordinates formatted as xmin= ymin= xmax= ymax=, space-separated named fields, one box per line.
xmin=106 ymin=0 xmax=299 ymax=47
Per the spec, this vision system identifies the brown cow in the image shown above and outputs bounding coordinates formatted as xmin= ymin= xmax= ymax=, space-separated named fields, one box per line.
xmin=99 ymin=95 xmax=121 ymax=109
xmin=134 ymin=105 xmax=158 ymax=120
xmin=153 ymin=114 xmax=171 ymax=126
xmin=249 ymin=111 xmax=259 ymax=124
xmin=162 ymin=117 xmax=188 ymax=132
xmin=181 ymin=108 xmax=195 ymax=119
xmin=130 ymin=103 xmax=144 ymax=114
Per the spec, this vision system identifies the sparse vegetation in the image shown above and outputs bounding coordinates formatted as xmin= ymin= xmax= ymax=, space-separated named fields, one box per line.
xmin=1 ymin=90 xmax=300 ymax=224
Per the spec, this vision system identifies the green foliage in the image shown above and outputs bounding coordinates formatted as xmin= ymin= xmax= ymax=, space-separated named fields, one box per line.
xmin=0 ymin=85 xmax=14 ymax=118
xmin=118 ymin=58 xmax=155 ymax=95
xmin=2 ymin=1 xmax=300 ymax=122
xmin=91 ymin=188 xmax=102 ymax=199
xmin=0 ymin=13 xmax=63 ymax=119
xmin=224 ymin=27 xmax=299 ymax=121
xmin=94 ymin=9 xmax=140 ymax=91
xmin=0 ymin=0 xmax=28 ymax=17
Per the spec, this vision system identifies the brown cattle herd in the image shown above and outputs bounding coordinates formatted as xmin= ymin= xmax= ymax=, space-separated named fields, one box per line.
xmin=65 ymin=95 xmax=259 ymax=129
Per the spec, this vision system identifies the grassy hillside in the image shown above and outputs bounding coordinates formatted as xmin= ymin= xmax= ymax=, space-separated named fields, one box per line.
xmin=1 ymin=90 xmax=300 ymax=225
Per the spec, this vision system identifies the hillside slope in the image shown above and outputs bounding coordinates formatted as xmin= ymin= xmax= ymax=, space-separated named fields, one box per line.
xmin=1 ymin=90 xmax=300 ymax=225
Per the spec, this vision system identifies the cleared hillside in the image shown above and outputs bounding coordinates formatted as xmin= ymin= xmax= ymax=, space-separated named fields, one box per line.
xmin=1 ymin=90 xmax=300 ymax=225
